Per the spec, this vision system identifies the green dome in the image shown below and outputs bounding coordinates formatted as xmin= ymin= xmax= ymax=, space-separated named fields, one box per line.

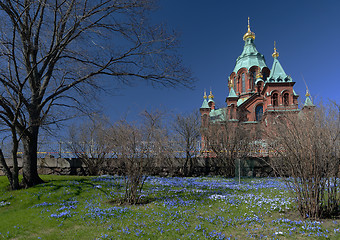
xmin=233 ymin=38 xmax=267 ymax=73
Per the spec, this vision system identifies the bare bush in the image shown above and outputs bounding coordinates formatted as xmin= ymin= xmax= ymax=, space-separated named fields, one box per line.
xmin=269 ymin=103 xmax=340 ymax=219
xmin=172 ymin=111 xmax=200 ymax=176
xmin=109 ymin=110 xmax=171 ymax=204
xmin=110 ymin=120 xmax=145 ymax=204
xmin=203 ymin=116 xmax=251 ymax=177
xmin=140 ymin=110 xmax=174 ymax=170
xmin=68 ymin=116 xmax=113 ymax=176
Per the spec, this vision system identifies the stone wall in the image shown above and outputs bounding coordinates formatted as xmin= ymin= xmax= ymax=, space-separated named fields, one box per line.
xmin=0 ymin=156 xmax=274 ymax=177
xmin=0 ymin=156 xmax=86 ymax=176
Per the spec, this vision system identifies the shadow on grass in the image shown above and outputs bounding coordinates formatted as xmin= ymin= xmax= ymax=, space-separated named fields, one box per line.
xmin=27 ymin=176 xmax=243 ymax=208
xmin=32 ymin=178 xmax=113 ymax=201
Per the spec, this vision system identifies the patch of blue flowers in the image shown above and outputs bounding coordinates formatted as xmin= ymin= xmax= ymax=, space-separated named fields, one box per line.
xmin=85 ymin=206 xmax=130 ymax=220
xmin=32 ymin=202 xmax=55 ymax=208
xmin=50 ymin=200 xmax=79 ymax=219
xmin=0 ymin=201 xmax=10 ymax=207
xmin=8 ymin=175 xmax=338 ymax=239
xmin=271 ymin=218 xmax=333 ymax=238
xmin=209 ymin=192 xmax=292 ymax=212
xmin=50 ymin=210 xmax=72 ymax=218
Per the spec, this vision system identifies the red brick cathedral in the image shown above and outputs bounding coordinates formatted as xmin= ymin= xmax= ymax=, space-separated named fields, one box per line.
xmin=200 ymin=18 xmax=314 ymax=129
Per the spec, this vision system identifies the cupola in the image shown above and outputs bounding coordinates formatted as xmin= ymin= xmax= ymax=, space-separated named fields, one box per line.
xmin=243 ymin=17 xmax=255 ymax=41
xmin=233 ymin=18 xmax=267 ymax=73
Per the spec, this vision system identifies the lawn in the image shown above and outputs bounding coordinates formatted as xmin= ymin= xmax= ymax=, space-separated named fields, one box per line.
xmin=0 ymin=175 xmax=339 ymax=239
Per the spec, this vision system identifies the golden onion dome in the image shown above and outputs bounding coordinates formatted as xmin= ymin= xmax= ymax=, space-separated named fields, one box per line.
xmin=203 ymin=90 xmax=207 ymax=99
xmin=208 ymin=90 xmax=214 ymax=99
xmin=272 ymin=41 xmax=279 ymax=58
xmin=243 ymin=17 xmax=255 ymax=41
xmin=306 ymin=90 xmax=310 ymax=97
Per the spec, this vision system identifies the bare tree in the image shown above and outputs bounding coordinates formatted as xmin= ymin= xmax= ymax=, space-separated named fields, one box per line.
xmin=110 ymin=120 xmax=151 ymax=205
xmin=68 ymin=115 xmax=113 ymax=176
xmin=172 ymin=111 xmax=200 ymax=176
xmin=109 ymin=110 xmax=171 ymax=204
xmin=0 ymin=0 xmax=193 ymax=187
xmin=140 ymin=109 xmax=173 ymax=169
xmin=203 ymin=114 xmax=251 ymax=177
xmin=269 ymin=103 xmax=340 ymax=219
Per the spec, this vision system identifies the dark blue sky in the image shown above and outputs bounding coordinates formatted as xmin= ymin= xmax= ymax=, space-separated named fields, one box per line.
xmin=103 ymin=0 xmax=340 ymax=122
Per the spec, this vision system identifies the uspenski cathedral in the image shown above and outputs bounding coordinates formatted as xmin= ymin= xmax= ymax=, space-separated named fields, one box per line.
xmin=199 ymin=18 xmax=315 ymax=154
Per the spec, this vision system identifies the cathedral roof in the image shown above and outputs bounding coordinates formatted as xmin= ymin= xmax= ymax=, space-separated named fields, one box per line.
xmin=303 ymin=90 xmax=315 ymax=108
xmin=233 ymin=19 xmax=267 ymax=73
xmin=233 ymin=38 xmax=267 ymax=73
xmin=237 ymin=96 xmax=249 ymax=106
xmin=293 ymin=89 xmax=299 ymax=96
xmin=304 ymin=96 xmax=315 ymax=107
xmin=200 ymin=91 xmax=210 ymax=109
xmin=227 ymin=86 xmax=238 ymax=98
xmin=267 ymin=43 xmax=292 ymax=83
xmin=200 ymin=98 xmax=209 ymax=109
xmin=209 ymin=108 xmax=227 ymax=122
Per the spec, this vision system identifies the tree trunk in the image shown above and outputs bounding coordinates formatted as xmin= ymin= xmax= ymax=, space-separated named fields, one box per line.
xmin=0 ymin=135 xmax=20 ymax=190
xmin=205 ymin=157 xmax=210 ymax=175
xmin=11 ymin=129 xmax=20 ymax=190
xmin=21 ymin=126 xmax=43 ymax=188
xmin=183 ymin=152 xmax=189 ymax=177
xmin=0 ymin=149 xmax=15 ymax=189
xmin=188 ymin=156 xmax=193 ymax=176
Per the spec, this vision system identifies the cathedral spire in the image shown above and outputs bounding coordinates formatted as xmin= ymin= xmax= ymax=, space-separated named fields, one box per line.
xmin=272 ymin=41 xmax=279 ymax=58
xmin=227 ymin=77 xmax=238 ymax=98
xmin=233 ymin=18 xmax=266 ymax=73
xmin=303 ymin=90 xmax=315 ymax=108
xmin=243 ymin=17 xmax=255 ymax=41
xmin=268 ymin=41 xmax=292 ymax=82
xmin=200 ymin=90 xmax=209 ymax=109
xmin=208 ymin=90 xmax=214 ymax=102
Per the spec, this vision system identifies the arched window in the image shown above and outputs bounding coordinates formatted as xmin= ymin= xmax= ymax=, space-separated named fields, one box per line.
xmin=251 ymin=71 xmax=256 ymax=90
xmin=283 ymin=93 xmax=289 ymax=106
xmin=242 ymin=73 xmax=245 ymax=92
xmin=272 ymin=93 xmax=278 ymax=107
xmin=234 ymin=76 xmax=237 ymax=92
xmin=230 ymin=105 xmax=234 ymax=119
xmin=255 ymin=105 xmax=263 ymax=121
xmin=263 ymin=71 xmax=268 ymax=81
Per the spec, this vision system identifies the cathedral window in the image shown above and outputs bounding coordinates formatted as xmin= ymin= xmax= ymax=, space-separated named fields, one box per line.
xmin=252 ymin=71 xmax=256 ymax=90
xmin=230 ymin=105 xmax=234 ymax=119
xmin=234 ymin=76 xmax=237 ymax=92
xmin=283 ymin=93 xmax=289 ymax=106
xmin=255 ymin=105 xmax=263 ymax=121
xmin=263 ymin=72 xmax=268 ymax=81
xmin=272 ymin=93 xmax=278 ymax=106
xmin=242 ymin=73 xmax=245 ymax=92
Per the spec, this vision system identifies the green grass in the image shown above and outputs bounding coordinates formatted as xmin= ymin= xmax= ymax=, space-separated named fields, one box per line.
xmin=0 ymin=175 xmax=339 ymax=239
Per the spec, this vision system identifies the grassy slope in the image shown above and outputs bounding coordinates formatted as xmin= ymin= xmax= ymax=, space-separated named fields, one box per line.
xmin=0 ymin=175 xmax=339 ymax=240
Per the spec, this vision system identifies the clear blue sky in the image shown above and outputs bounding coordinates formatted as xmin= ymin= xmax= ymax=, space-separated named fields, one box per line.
xmin=102 ymin=0 xmax=340 ymax=122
